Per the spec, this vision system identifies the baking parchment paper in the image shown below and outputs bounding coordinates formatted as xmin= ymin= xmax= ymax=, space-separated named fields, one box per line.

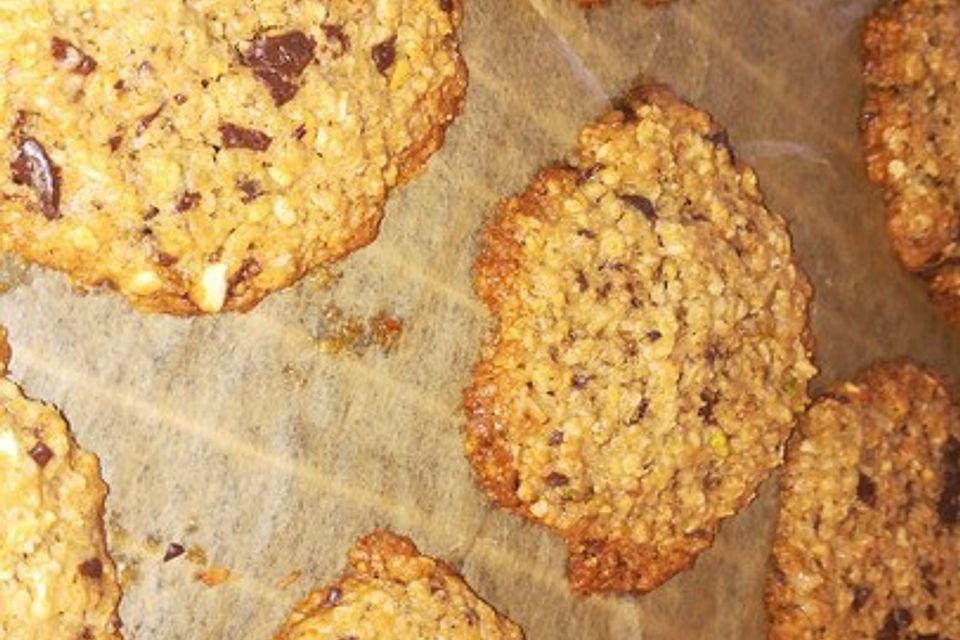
xmin=2 ymin=0 xmax=958 ymax=637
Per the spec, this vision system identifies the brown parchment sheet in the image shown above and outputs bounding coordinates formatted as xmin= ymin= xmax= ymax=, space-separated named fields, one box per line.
xmin=2 ymin=0 xmax=960 ymax=638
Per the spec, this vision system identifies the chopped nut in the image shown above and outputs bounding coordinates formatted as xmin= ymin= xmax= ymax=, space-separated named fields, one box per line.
xmin=197 ymin=263 xmax=228 ymax=312
xmin=127 ymin=270 xmax=163 ymax=296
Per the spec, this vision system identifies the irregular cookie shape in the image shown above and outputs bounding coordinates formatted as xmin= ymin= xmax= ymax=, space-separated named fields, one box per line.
xmin=0 ymin=349 xmax=122 ymax=637
xmin=272 ymin=530 xmax=524 ymax=639
xmin=464 ymin=84 xmax=815 ymax=594
xmin=0 ymin=0 xmax=466 ymax=314
xmin=767 ymin=362 xmax=959 ymax=639
xmin=862 ymin=0 xmax=960 ymax=328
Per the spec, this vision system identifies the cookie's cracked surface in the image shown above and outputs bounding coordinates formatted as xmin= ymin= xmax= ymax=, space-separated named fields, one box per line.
xmin=464 ymin=84 xmax=815 ymax=595
xmin=862 ymin=0 xmax=960 ymax=328
xmin=767 ymin=362 xmax=959 ymax=639
xmin=0 ymin=0 xmax=466 ymax=314
xmin=272 ymin=530 xmax=524 ymax=640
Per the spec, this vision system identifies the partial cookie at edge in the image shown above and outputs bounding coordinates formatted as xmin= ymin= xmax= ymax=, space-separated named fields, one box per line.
xmin=271 ymin=530 xmax=524 ymax=639
xmin=862 ymin=0 xmax=960 ymax=328
xmin=0 ymin=338 xmax=122 ymax=639
xmin=766 ymin=362 xmax=959 ymax=639
xmin=0 ymin=0 xmax=467 ymax=314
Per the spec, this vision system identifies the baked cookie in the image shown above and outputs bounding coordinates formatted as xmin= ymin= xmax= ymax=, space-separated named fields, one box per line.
xmin=464 ymin=84 xmax=815 ymax=595
xmin=577 ymin=0 xmax=671 ymax=8
xmin=862 ymin=0 xmax=960 ymax=328
xmin=0 ymin=0 xmax=466 ymax=314
xmin=0 ymin=340 xmax=122 ymax=638
xmin=767 ymin=362 xmax=959 ymax=639
xmin=271 ymin=530 xmax=524 ymax=640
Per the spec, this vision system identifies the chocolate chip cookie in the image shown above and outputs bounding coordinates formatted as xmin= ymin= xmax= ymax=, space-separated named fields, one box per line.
xmin=0 ymin=338 xmax=122 ymax=638
xmin=862 ymin=0 xmax=960 ymax=328
xmin=0 ymin=0 xmax=466 ymax=314
xmin=464 ymin=84 xmax=815 ymax=595
xmin=767 ymin=362 xmax=959 ymax=639
xmin=271 ymin=530 xmax=524 ymax=639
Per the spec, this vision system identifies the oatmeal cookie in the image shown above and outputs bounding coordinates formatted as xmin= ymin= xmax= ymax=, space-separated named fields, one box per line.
xmin=0 ymin=341 xmax=122 ymax=638
xmin=862 ymin=0 xmax=960 ymax=327
xmin=0 ymin=0 xmax=466 ymax=314
xmin=272 ymin=530 xmax=524 ymax=640
xmin=767 ymin=362 xmax=959 ymax=639
xmin=463 ymin=84 xmax=815 ymax=594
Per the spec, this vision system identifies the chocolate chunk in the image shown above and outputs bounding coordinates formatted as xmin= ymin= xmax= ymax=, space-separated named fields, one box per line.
xmin=175 ymin=191 xmax=201 ymax=213
xmin=247 ymin=31 xmax=315 ymax=77
xmin=938 ymin=435 xmax=959 ymax=525
xmin=28 ymin=441 xmax=54 ymax=467
xmin=51 ymin=37 xmax=97 ymax=75
xmin=857 ymin=471 xmax=878 ymax=508
xmin=322 ymin=25 xmax=350 ymax=56
xmin=78 ymin=558 xmax=103 ymax=579
xmin=237 ymin=178 xmax=264 ymax=203
xmin=242 ymin=31 xmax=316 ymax=107
xmin=11 ymin=137 xmax=61 ymax=220
xmin=627 ymin=399 xmax=649 ymax=425
xmin=464 ymin=608 xmax=479 ymax=626
xmin=698 ymin=390 xmax=720 ymax=422
xmin=324 ymin=586 xmax=342 ymax=607
xmin=571 ymin=373 xmax=591 ymax=389
xmin=919 ymin=561 xmax=938 ymax=596
xmin=852 ymin=585 xmax=871 ymax=612
xmin=219 ymin=124 xmax=272 ymax=152
xmin=547 ymin=430 xmax=564 ymax=446
xmin=163 ymin=542 xmax=185 ymax=562
xmin=439 ymin=0 xmax=454 ymax=11
xmin=575 ymin=270 xmax=588 ymax=292
xmin=706 ymin=128 xmax=736 ymax=162
xmin=576 ymin=228 xmax=596 ymax=239
xmin=228 ymin=257 xmax=262 ymax=296
xmin=878 ymin=608 xmax=913 ymax=640
xmin=619 ymin=194 xmax=657 ymax=221
xmin=545 ymin=472 xmax=570 ymax=487
xmin=292 ymin=123 xmax=307 ymax=140
xmin=892 ymin=608 xmax=913 ymax=628
xmin=136 ymin=104 xmax=165 ymax=136
xmin=372 ymin=36 xmax=397 ymax=75
xmin=647 ymin=330 xmax=662 ymax=341
xmin=576 ymin=163 xmax=601 ymax=185
xmin=108 ymin=134 xmax=123 ymax=152
xmin=173 ymin=93 xmax=188 ymax=105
